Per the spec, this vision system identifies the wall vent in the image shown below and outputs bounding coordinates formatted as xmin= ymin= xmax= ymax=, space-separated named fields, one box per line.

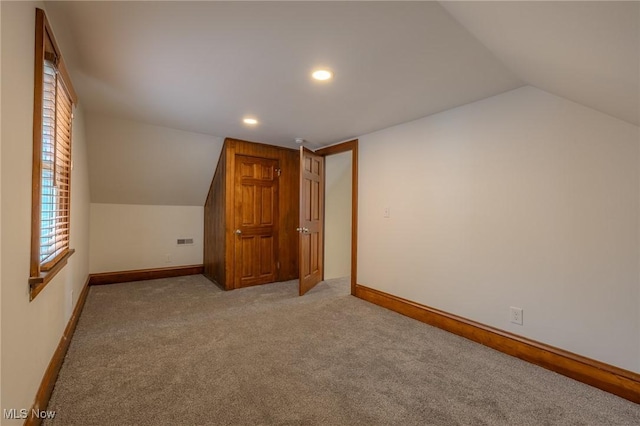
xmin=177 ymin=238 xmax=194 ymax=246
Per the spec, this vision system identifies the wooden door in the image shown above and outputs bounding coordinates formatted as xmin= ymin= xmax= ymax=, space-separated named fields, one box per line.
xmin=299 ymin=147 xmax=324 ymax=295
xmin=234 ymin=155 xmax=279 ymax=288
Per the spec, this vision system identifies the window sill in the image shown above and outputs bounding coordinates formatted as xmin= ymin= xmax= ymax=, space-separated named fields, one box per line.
xmin=29 ymin=248 xmax=75 ymax=301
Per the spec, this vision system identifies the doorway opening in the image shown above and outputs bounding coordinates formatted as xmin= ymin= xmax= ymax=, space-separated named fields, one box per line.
xmin=314 ymin=140 xmax=358 ymax=296
xmin=323 ymin=150 xmax=352 ymax=282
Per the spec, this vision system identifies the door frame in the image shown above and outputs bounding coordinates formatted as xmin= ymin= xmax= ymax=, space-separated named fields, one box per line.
xmin=315 ymin=139 xmax=358 ymax=296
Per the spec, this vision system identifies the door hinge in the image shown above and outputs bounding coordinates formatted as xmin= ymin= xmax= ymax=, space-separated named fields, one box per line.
xmin=276 ymin=261 xmax=280 ymax=270
xmin=275 ymin=168 xmax=281 ymax=177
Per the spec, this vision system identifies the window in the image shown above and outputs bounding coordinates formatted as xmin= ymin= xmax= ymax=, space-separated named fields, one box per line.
xmin=29 ymin=9 xmax=78 ymax=300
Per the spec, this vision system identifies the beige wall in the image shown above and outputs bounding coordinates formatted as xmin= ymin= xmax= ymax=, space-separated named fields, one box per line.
xmin=1 ymin=1 xmax=91 ymax=421
xmin=0 ymin=0 xmax=4 ymax=396
xmin=358 ymin=86 xmax=640 ymax=372
xmin=85 ymin=114 xmax=219 ymax=275
xmin=90 ymin=204 xmax=204 ymax=273
xmin=324 ymin=151 xmax=352 ymax=280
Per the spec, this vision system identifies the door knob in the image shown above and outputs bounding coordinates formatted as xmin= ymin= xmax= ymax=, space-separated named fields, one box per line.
xmin=234 ymin=229 xmax=242 ymax=235
xmin=297 ymin=227 xmax=310 ymax=234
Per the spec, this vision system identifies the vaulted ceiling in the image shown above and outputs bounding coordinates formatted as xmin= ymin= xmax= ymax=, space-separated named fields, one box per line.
xmin=43 ymin=1 xmax=639 ymax=205
xmin=46 ymin=1 xmax=524 ymax=149
xmin=442 ymin=1 xmax=639 ymax=127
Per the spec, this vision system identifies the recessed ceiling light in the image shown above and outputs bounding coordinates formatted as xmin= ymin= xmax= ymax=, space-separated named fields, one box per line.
xmin=312 ymin=70 xmax=333 ymax=81
xmin=243 ymin=118 xmax=258 ymax=125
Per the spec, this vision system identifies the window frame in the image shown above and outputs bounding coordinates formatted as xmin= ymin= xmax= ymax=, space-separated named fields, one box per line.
xmin=29 ymin=8 xmax=78 ymax=301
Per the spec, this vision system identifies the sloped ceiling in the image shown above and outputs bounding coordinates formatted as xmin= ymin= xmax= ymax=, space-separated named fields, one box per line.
xmin=442 ymin=1 xmax=639 ymax=126
xmin=43 ymin=1 xmax=639 ymax=206
xmin=85 ymin=114 xmax=223 ymax=206
xmin=44 ymin=1 xmax=522 ymax=148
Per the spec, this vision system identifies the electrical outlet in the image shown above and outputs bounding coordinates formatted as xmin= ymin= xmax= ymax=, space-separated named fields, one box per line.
xmin=510 ymin=307 xmax=523 ymax=325
xmin=384 ymin=207 xmax=390 ymax=218
xmin=165 ymin=254 xmax=171 ymax=263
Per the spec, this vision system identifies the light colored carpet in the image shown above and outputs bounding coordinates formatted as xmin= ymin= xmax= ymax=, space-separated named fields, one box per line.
xmin=45 ymin=275 xmax=640 ymax=425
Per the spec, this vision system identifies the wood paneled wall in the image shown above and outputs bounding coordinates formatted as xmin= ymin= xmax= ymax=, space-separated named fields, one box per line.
xmin=277 ymin=147 xmax=301 ymax=281
xmin=204 ymin=138 xmax=299 ymax=289
xmin=204 ymin=144 xmax=227 ymax=288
